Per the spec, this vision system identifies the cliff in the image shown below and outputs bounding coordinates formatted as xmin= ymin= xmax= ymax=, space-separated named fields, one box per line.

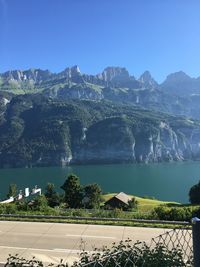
xmin=0 ymin=94 xmax=200 ymax=167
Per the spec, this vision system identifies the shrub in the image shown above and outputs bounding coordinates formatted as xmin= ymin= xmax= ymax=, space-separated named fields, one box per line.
xmin=73 ymin=240 xmax=192 ymax=266
xmin=127 ymin=197 xmax=138 ymax=211
xmin=152 ymin=205 xmax=200 ymax=221
xmin=6 ymin=239 xmax=191 ymax=267
xmin=0 ymin=203 xmax=17 ymax=214
xmin=30 ymin=194 xmax=49 ymax=212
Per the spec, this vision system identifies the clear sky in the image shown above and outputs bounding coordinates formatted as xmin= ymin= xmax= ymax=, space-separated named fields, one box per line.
xmin=0 ymin=0 xmax=200 ymax=82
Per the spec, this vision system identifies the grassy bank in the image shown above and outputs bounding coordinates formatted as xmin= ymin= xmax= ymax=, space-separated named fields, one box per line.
xmin=102 ymin=193 xmax=179 ymax=212
xmin=0 ymin=215 xmax=189 ymax=229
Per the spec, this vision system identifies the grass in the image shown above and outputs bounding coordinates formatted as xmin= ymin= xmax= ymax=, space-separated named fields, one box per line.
xmin=0 ymin=87 xmax=42 ymax=95
xmin=85 ymin=82 xmax=104 ymax=92
xmin=102 ymin=193 xmax=180 ymax=213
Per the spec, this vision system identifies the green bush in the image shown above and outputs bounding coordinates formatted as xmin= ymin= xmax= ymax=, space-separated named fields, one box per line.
xmin=0 ymin=203 xmax=17 ymax=214
xmin=6 ymin=239 xmax=192 ymax=267
xmin=152 ymin=206 xmax=189 ymax=221
xmin=74 ymin=240 xmax=191 ymax=266
xmin=152 ymin=205 xmax=200 ymax=221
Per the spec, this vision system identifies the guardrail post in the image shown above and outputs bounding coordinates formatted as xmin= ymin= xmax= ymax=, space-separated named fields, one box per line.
xmin=192 ymin=217 xmax=200 ymax=267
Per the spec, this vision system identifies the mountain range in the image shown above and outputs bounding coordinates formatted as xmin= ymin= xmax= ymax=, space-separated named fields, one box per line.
xmin=1 ymin=66 xmax=200 ymax=95
xmin=1 ymin=66 xmax=200 ymax=167
xmin=1 ymin=66 xmax=200 ymax=119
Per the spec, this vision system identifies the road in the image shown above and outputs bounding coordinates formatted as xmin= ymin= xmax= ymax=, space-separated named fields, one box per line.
xmin=0 ymin=221 xmax=168 ymax=266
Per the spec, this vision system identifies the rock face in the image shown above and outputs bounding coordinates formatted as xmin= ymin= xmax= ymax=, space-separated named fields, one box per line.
xmin=57 ymin=65 xmax=84 ymax=83
xmin=2 ymin=69 xmax=52 ymax=83
xmin=2 ymin=66 xmax=200 ymax=120
xmin=0 ymin=65 xmax=142 ymax=91
xmin=98 ymin=67 xmax=130 ymax=82
xmin=139 ymin=71 xmax=158 ymax=89
xmin=96 ymin=67 xmax=140 ymax=88
xmin=1 ymin=94 xmax=200 ymax=168
xmin=1 ymin=65 xmax=200 ymax=96
xmin=161 ymin=71 xmax=200 ymax=96
xmin=2 ymin=66 xmax=200 ymax=167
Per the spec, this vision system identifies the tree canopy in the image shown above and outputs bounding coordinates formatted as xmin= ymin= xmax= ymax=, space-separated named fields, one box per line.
xmin=61 ymin=174 xmax=83 ymax=208
xmin=45 ymin=183 xmax=60 ymax=208
xmin=189 ymin=181 xmax=200 ymax=204
xmin=83 ymin=183 xmax=102 ymax=209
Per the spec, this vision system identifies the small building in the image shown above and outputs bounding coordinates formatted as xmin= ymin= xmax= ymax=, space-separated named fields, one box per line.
xmin=104 ymin=192 xmax=132 ymax=209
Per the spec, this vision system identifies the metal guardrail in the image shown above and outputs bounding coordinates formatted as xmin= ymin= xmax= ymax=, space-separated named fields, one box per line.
xmin=0 ymin=213 xmax=190 ymax=225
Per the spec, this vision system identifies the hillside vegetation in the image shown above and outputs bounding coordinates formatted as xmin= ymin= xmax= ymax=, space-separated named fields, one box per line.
xmin=102 ymin=193 xmax=179 ymax=212
xmin=0 ymin=94 xmax=200 ymax=167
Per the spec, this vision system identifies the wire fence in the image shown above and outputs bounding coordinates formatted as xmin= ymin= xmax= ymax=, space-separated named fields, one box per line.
xmin=4 ymin=223 xmax=194 ymax=267
xmin=150 ymin=226 xmax=193 ymax=265
xmin=73 ymin=224 xmax=193 ymax=267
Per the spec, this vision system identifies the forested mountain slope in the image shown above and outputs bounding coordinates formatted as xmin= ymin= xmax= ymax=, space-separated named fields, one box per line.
xmin=0 ymin=94 xmax=200 ymax=167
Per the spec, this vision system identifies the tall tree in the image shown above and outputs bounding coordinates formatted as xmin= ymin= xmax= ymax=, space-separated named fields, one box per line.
xmin=45 ymin=183 xmax=60 ymax=207
xmin=7 ymin=184 xmax=17 ymax=198
xmin=83 ymin=183 xmax=102 ymax=209
xmin=61 ymin=174 xmax=82 ymax=208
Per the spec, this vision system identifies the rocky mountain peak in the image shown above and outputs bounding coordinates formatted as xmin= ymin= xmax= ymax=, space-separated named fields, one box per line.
xmin=2 ymin=70 xmax=24 ymax=81
xmin=139 ymin=71 xmax=152 ymax=81
xmin=60 ymin=65 xmax=83 ymax=83
xmin=2 ymin=68 xmax=52 ymax=83
xmin=161 ymin=71 xmax=199 ymax=96
xmin=25 ymin=68 xmax=52 ymax=81
xmin=164 ymin=71 xmax=192 ymax=83
xmin=98 ymin=66 xmax=130 ymax=82
xmin=71 ymin=65 xmax=81 ymax=73
xmin=62 ymin=65 xmax=81 ymax=76
xmin=139 ymin=71 xmax=158 ymax=89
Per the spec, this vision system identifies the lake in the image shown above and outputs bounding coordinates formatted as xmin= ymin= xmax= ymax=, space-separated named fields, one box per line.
xmin=0 ymin=162 xmax=200 ymax=203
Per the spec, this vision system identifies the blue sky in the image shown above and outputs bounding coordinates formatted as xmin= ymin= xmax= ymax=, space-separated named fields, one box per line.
xmin=0 ymin=0 xmax=200 ymax=82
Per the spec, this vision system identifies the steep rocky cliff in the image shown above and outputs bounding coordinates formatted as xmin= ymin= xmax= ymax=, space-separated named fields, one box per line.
xmin=0 ymin=94 xmax=200 ymax=168
xmin=139 ymin=71 xmax=158 ymax=89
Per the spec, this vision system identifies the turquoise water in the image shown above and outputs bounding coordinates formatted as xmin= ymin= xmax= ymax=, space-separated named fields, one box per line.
xmin=0 ymin=162 xmax=200 ymax=203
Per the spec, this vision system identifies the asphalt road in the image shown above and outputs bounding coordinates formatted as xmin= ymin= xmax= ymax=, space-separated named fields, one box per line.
xmin=0 ymin=221 xmax=168 ymax=266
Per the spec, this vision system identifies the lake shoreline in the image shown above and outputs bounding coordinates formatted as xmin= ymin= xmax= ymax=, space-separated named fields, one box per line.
xmin=0 ymin=162 xmax=199 ymax=203
xmin=0 ymin=159 xmax=198 ymax=170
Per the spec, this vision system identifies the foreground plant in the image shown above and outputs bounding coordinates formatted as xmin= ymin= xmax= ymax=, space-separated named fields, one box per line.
xmin=5 ymin=239 xmax=193 ymax=267
xmin=5 ymin=254 xmax=68 ymax=267
xmin=72 ymin=239 xmax=192 ymax=267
